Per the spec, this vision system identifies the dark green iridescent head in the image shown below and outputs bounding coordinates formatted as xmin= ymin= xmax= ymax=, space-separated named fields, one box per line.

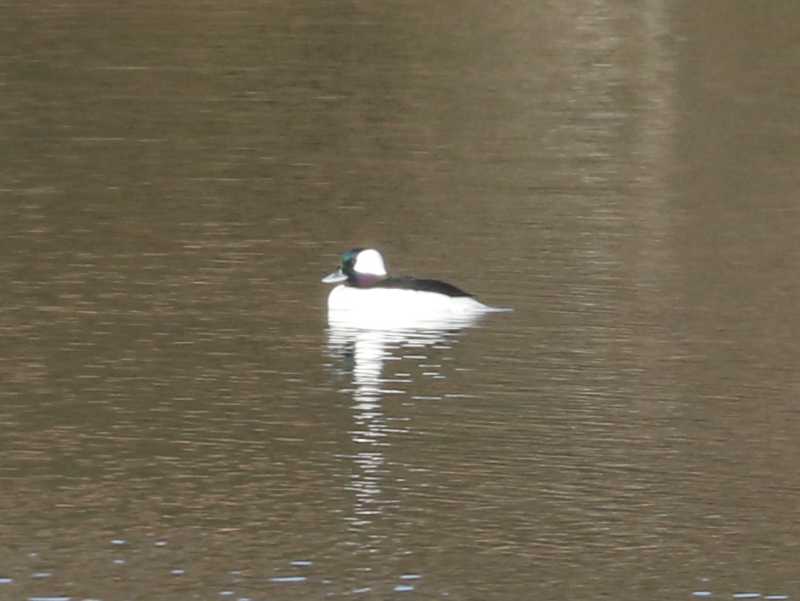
xmin=321 ymin=248 xmax=387 ymax=286
xmin=340 ymin=247 xmax=364 ymax=279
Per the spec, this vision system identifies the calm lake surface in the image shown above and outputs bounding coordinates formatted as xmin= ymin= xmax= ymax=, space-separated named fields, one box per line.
xmin=3 ymin=1 xmax=800 ymax=599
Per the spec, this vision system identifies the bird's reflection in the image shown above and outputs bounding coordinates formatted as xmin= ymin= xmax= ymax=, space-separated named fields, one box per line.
xmin=325 ymin=314 xmax=485 ymax=534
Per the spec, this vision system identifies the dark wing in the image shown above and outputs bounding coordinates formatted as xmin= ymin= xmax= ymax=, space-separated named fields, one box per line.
xmin=375 ymin=276 xmax=473 ymax=298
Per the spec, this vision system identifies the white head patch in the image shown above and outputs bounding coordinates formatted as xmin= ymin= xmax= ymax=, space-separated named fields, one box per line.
xmin=354 ymin=249 xmax=387 ymax=276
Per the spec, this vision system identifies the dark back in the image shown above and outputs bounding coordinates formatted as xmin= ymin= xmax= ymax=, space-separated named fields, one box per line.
xmin=370 ymin=276 xmax=473 ymax=298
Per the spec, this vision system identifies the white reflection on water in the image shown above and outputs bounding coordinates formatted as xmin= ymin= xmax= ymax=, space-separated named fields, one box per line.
xmin=325 ymin=315 xmax=485 ymax=530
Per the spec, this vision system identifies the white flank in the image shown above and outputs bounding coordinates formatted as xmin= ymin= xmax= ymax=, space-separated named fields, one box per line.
xmin=326 ymin=285 xmax=506 ymax=329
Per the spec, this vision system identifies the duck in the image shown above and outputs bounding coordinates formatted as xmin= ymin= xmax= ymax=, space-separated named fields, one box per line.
xmin=321 ymin=248 xmax=507 ymax=322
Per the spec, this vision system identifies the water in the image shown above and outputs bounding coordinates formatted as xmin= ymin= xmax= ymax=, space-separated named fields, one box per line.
xmin=2 ymin=1 xmax=800 ymax=599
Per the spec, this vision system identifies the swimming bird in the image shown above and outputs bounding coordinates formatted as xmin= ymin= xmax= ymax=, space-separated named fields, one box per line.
xmin=321 ymin=248 xmax=508 ymax=323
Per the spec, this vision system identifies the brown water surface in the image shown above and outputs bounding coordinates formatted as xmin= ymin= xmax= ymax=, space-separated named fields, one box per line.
xmin=2 ymin=1 xmax=800 ymax=599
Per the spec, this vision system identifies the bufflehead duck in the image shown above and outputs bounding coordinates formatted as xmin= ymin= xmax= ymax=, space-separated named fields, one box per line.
xmin=321 ymin=248 xmax=507 ymax=322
